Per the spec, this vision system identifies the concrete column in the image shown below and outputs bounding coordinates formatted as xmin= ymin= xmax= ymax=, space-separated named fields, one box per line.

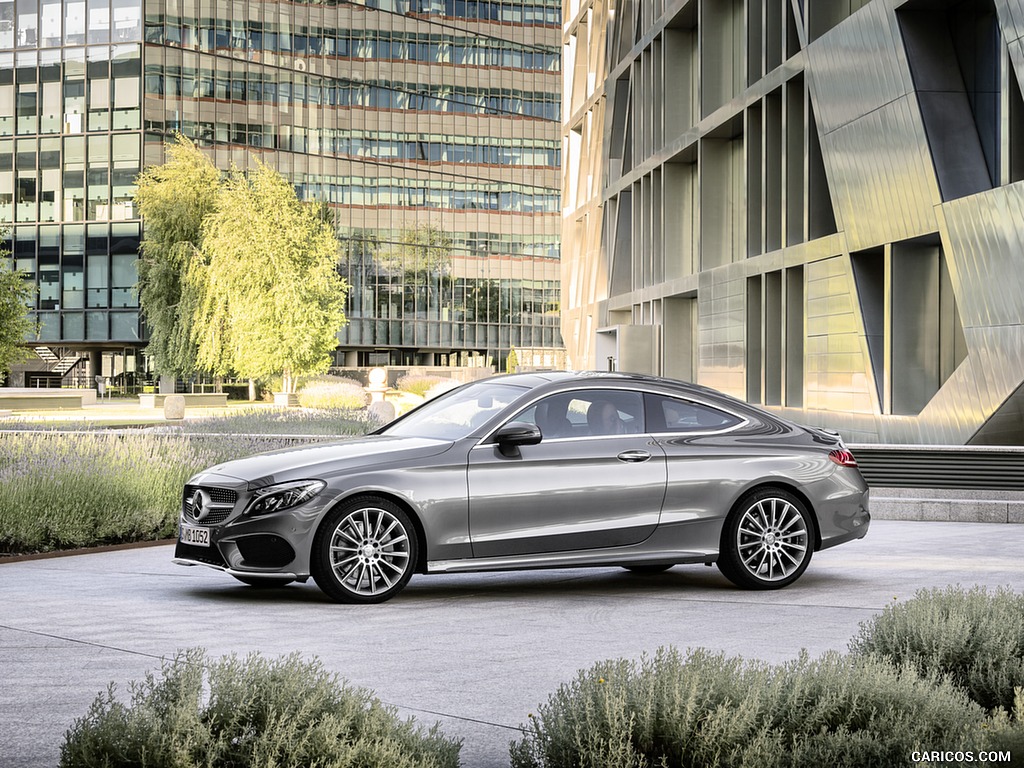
xmin=89 ymin=350 xmax=102 ymax=388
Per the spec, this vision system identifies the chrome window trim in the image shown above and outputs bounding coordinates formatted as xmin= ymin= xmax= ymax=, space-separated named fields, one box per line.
xmin=646 ymin=420 xmax=750 ymax=440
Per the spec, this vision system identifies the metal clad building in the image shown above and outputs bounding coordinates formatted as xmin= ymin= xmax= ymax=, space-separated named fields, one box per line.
xmin=1 ymin=0 xmax=564 ymax=385
xmin=562 ymin=0 xmax=1024 ymax=444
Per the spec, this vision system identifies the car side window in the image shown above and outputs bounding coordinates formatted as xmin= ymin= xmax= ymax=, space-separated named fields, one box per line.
xmin=513 ymin=391 xmax=644 ymax=438
xmin=645 ymin=393 xmax=741 ymax=433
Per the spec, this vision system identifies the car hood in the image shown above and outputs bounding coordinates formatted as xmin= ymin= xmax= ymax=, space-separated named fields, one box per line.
xmin=189 ymin=434 xmax=455 ymax=488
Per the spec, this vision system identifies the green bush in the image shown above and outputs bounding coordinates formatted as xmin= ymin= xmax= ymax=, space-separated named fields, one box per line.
xmin=61 ymin=648 xmax=462 ymax=768
xmin=985 ymin=689 xmax=1024 ymax=757
xmin=0 ymin=432 xmax=200 ymax=553
xmin=298 ymin=375 xmax=369 ymax=410
xmin=509 ymin=648 xmax=989 ymax=768
xmin=396 ymin=375 xmax=453 ymax=398
xmin=849 ymin=585 xmax=1024 ymax=714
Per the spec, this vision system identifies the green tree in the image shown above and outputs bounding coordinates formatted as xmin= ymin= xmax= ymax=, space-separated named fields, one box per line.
xmin=0 ymin=231 xmax=38 ymax=378
xmin=193 ymin=161 xmax=348 ymax=394
xmin=133 ymin=134 xmax=220 ymax=378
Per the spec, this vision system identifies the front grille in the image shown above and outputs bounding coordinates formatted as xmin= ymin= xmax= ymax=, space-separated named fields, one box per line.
xmin=182 ymin=485 xmax=238 ymax=525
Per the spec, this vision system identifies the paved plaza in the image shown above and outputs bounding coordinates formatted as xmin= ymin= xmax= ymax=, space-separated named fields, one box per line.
xmin=2 ymin=519 xmax=1024 ymax=767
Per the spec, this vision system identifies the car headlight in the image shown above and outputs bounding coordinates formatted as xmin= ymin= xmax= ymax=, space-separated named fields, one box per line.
xmin=244 ymin=480 xmax=326 ymax=517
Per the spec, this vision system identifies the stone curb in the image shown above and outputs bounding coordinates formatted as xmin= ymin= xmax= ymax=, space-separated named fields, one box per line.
xmin=0 ymin=538 xmax=176 ymax=565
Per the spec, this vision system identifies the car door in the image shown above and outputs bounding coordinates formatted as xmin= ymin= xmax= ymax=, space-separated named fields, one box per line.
xmin=644 ymin=391 xmax=748 ymax=527
xmin=466 ymin=389 xmax=667 ymax=558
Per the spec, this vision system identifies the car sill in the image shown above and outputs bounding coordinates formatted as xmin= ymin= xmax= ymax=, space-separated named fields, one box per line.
xmin=427 ymin=549 xmax=716 ymax=573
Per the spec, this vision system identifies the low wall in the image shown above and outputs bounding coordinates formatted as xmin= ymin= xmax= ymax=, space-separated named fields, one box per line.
xmin=852 ymin=444 xmax=1024 ymax=524
xmin=139 ymin=393 xmax=229 ymax=408
xmin=0 ymin=388 xmax=97 ymax=410
xmin=869 ymin=487 xmax=1024 ymax=524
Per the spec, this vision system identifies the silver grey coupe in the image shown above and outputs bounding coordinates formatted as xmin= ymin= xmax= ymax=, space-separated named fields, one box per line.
xmin=174 ymin=372 xmax=870 ymax=603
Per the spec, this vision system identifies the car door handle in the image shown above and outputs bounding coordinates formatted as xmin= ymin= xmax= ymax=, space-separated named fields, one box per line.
xmin=617 ymin=450 xmax=651 ymax=463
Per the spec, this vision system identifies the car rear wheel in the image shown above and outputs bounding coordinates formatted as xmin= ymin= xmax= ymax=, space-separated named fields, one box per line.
xmin=717 ymin=488 xmax=813 ymax=589
xmin=311 ymin=497 xmax=418 ymax=604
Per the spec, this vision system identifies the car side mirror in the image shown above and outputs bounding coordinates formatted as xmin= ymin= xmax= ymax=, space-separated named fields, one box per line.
xmin=494 ymin=421 xmax=542 ymax=457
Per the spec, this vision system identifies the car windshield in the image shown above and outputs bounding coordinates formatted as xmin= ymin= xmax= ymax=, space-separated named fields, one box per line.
xmin=380 ymin=382 xmax=528 ymax=440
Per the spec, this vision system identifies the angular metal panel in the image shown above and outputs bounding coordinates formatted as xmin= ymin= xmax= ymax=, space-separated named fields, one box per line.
xmin=697 ymin=270 xmax=746 ymax=399
xmin=804 ymin=1 xmax=911 ymax=136
xmin=994 ymin=0 xmax=1024 ymax=43
xmin=819 ymin=97 xmax=940 ymax=250
xmin=804 ymin=256 xmax=876 ymax=416
xmin=941 ymin=183 xmax=1024 ymax=328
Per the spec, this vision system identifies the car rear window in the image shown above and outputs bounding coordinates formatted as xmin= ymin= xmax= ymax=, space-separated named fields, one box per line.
xmin=645 ymin=393 xmax=742 ymax=433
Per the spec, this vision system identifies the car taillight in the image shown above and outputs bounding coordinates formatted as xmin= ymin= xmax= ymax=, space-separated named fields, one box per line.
xmin=829 ymin=449 xmax=858 ymax=468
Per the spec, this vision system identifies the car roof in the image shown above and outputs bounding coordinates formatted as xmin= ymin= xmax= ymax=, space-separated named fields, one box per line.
xmin=485 ymin=370 xmax=729 ymax=399
xmin=482 ymin=370 xmax=782 ymax=423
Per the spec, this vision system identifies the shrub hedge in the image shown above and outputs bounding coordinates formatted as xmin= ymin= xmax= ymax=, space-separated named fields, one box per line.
xmin=61 ymin=648 xmax=462 ymax=768
xmin=297 ymin=375 xmax=369 ymax=410
xmin=509 ymin=648 xmax=993 ymax=768
xmin=395 ymin=375 xmax=453 ymax=398
xmin=850 ymin=585 xmax=1024 ymax=714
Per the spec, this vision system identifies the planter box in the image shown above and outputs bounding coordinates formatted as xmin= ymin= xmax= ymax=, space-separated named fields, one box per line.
xmin=273 ymin=392 xmax=300 ymax=407
xmin=0 ymin=391 xmax=87 ymax=410
xmin=139 ymin=393 xmax=229 ymax=408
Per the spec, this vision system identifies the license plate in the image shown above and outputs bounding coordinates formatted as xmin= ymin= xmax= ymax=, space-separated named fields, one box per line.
xmin=179 ymin=523 xmax=210 ymax=547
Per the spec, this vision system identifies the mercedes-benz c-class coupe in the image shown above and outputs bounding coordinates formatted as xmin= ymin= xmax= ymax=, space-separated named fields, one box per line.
xmin=174 ymin=371 xmax=870 ymax=603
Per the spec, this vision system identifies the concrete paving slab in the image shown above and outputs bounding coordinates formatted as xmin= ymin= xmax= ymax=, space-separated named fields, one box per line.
xmin=2 ymin=519 xmax=1024 ymax=767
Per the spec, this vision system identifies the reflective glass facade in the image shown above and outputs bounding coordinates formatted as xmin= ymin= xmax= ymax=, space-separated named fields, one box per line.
xmin=2 ymin=0 xmax=562 ymax=374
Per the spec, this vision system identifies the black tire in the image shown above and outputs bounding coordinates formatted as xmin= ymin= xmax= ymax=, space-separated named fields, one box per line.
xmin=311 ymin=496 xmax=418 ymax=604
xmin=232 ymin=575 xmax=295 ymax=588
xmin=622 ymin=564 xmax=673 ymax=574
xmin=717 ymin=487 xmax=814 ymax=590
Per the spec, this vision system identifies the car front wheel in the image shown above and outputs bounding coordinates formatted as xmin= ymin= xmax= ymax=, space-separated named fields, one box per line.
xmin=311 ymin=497 xmax=418 ymax=604
xmin=717 ymin=488 xmax=813 ymax=589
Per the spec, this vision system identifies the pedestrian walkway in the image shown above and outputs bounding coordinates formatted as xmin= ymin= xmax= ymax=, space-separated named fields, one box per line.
xmin=2 ymin=520 xmax=1023 ymax=767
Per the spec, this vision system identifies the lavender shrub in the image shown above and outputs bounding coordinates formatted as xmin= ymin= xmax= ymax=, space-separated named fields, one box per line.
xmin=0 ymin=423 xmax=367 ymax=554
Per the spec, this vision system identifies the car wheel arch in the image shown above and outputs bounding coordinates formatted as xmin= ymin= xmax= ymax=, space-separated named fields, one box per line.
xmin=724 ymin=481 xmax=822 ymax=552
xmin=311 ymin=491 xmax=430 ymax=574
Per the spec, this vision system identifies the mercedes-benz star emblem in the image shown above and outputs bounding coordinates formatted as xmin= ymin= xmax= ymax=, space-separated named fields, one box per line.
xmin=191 ymin=489 xmax=212 ymax=522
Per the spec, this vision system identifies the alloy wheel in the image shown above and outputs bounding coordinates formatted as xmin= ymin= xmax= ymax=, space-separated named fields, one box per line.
xmin=735 ymin=496 xmax=809 ymax=582
xmin=312 ymin=498 xmax=417 ymax=603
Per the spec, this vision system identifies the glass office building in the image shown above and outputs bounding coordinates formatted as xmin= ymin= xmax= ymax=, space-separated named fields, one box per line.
xmin=564 ymin=0 xmax=1024 ymax=444
xmin=2 ymin=0 xmax=562 ymax=386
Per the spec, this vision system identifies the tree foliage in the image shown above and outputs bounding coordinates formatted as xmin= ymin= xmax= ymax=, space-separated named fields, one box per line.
xmin=192 ymin=161 xmax=348 ymax=393
xmin=133 ymin=134 xmax=220 ymax=377
xmin=0 ymin=230 xmax=38 ymax=376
